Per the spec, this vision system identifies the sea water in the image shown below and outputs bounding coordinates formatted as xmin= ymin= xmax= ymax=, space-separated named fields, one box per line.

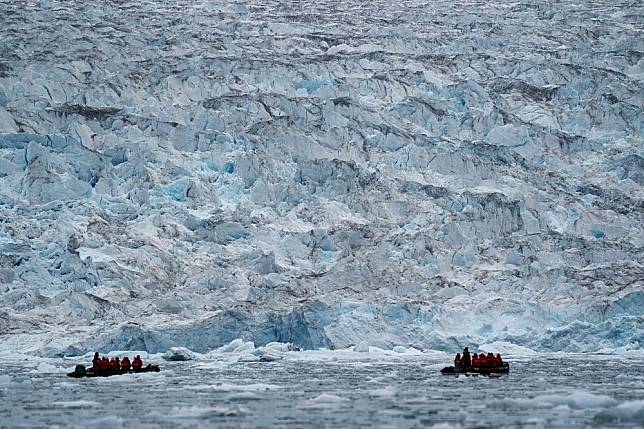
xmin=1 ymin=353 xmax=643 ymax=428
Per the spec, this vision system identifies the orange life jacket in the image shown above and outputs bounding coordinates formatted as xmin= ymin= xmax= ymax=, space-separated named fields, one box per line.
xmin=132 ymin=357 xmax=143 ymax=370
xmin=109 ymin=359 xmax=118 ymax=371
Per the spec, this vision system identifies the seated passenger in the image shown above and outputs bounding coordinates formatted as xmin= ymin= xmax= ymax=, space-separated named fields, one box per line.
xmin=454 ymin=353 xmax=462 ymax=370
xmin=472 ymin=353 xmax=479 ymax=367
xmin=109 ymin=357 xmax=118 ymax=371
xmin=487 ymin=353 xmax=495 ymax=367
xmin=496 ymin=353 xmax=503 ymax=366
xmin=479 ymin=353 xmax=487 ymax=367
xmin=121 ymin=357 xmax=131 ymax=371
xmin=101 ymin=357 xmax=110 ymax=372
xmin=132 ymin=355 xmax=143 ymax=371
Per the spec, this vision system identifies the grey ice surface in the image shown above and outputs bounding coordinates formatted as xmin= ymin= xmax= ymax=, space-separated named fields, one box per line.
xmin=1 ymin=354 xmax=644 ymax=428
xmin=0 ymin=0 xmax=643 ymax=355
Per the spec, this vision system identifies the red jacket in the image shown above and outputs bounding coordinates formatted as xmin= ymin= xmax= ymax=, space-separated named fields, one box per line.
xmin=132 ymin=357 xmax=143 ymax=370
xmin=109 ymin=359 xmax=120 ymax=371
xmin=121 ymin=359 xmax=131 ymax=371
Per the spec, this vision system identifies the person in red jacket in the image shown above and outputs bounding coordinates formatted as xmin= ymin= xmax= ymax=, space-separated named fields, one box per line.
xmin=471 ymin=353 xmax=479 ymax=367
xmin=109 ymin=357 xmax=119 ymax=372
xmin=454 ymin=353 xmax=462 ymax=370
xmin=132 ymin=355 xmax=143 ymax=371
xmin=496 ymin=353 xmax=503 ymax=366
xmin=479 ymin=353 xmax=488 ymax=367
xmin=91 ymin=352 xmax=101 ymax=372
xmin=101 ymin=357 xmax=110 ymax=372
xmin=121 ymin=357 xmax=131 ymax=371
xmin=487 ymin=353 xmax=495 ymax=367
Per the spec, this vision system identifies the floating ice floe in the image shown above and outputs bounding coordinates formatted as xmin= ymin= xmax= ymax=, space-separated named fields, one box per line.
xmin=353 ymin=341 xmax=370 ymax=353
xmin=533 ymin=392 xmax=618 ymax=409
xmin=54 ymin=400 xmax=100 ymax=408
xmin=594 ymin=400 xmax=644 ymax=424
xmin=162 ymin=347 xmax=196 ymax=361
xmin=309 ymin=393 xmax=348 ymax=403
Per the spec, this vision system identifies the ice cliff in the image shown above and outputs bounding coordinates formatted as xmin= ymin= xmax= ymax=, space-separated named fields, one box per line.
xmin=0 ymin=0 xmax=642 ymax=356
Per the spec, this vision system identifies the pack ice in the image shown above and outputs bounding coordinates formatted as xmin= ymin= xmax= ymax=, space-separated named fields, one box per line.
xmin=0 ymin=0 xmax=642 ymax=356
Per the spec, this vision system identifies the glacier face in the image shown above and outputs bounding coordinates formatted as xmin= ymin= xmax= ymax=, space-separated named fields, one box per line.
xmin=0 ymin=0 xmax=642 ymax=356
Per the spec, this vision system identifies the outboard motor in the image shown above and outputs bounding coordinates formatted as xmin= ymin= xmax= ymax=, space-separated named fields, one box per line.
xmin=67 ymin=365 xmax=87 ymax=378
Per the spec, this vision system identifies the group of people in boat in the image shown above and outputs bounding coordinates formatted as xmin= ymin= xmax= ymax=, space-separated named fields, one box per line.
xmin=454 ymin=347 xmax=503 ymax=370
xmin=91 ymin=352 xmax=144 ymax=373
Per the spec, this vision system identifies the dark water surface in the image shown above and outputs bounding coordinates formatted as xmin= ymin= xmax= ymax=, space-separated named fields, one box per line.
xmin=1 ymin=355 xmax=643 ymax=428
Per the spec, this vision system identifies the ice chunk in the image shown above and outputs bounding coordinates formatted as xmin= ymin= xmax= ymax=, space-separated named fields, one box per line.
xmin=354 ymin=341 xmax=370 ymax=352
xmin=309 ymin=393 xmax=347 ymax=403
xmin=87 ymin=416 xmax=125 ymax=429
xmin=217 ymin=339 xmax=256 ymax=354
xmin=168 ymin=405 xmax=247 ymax=418
xmin=535 ymin=392 xmax=618 ymax=409
xmin=594 ymin=400 xmax=644 ymax=424
xmin=33 ymin=362 xmax=65 ymax=374
xmin=54 ymin=400 xmax=99 ymax=408
xmin=186 ymin=383 xmax=280 ymax=392
xmin=0 ymin=106 xmax=18 ymax=133
xmin=237 ymin=353 xmax=261 ymax=362
xmin=262 ymin=342 xmax=298 ymax=352
xmin=392 ymin=346 xmax=407 ymax=353
xmin=368 ymin=385 xmax=397 ymax=397
xmin=162 ymin=347 xmax=196 ymax=361
xmin=162 ymin=178 xmax=191 ymax=202
xmin=256 ymin=352 xmax=283 ymax=362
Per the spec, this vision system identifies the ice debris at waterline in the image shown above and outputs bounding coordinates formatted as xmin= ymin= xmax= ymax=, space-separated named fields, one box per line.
xmin=4 ymin=353 xmax=644 ymax=428
xmin=0 ymin=0 xmax=642 ymax=357
xmin=162 ymin=347 xmax=196 ymax=362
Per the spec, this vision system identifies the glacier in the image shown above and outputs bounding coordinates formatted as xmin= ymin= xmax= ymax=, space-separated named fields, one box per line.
xmin=0 ymin=0 xmax=642 ymax=357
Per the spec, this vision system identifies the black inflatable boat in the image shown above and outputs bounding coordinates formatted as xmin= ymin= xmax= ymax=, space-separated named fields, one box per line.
xmin=441 ymin=362 xmax=509 ymax=375
xmin=67 ymin=364 xmax=160 ymax=378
